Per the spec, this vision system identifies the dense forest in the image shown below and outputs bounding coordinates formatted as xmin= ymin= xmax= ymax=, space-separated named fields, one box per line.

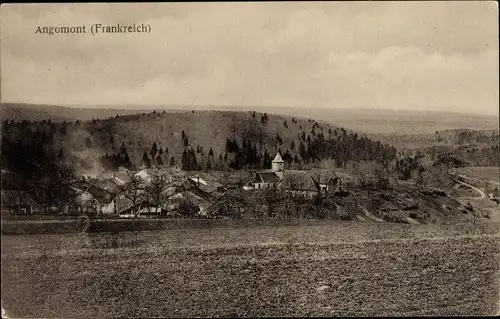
xmin=1 ymin=111 xmax=397 ymax=179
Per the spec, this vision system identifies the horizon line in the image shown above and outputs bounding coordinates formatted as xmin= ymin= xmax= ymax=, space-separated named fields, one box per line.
xmin=1 ymin=101 xmax=498 ymax=118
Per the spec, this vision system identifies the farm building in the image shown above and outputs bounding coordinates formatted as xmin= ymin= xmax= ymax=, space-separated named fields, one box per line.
xmin=115 ymin=193 xmax=164 ymax=218
xmin=105 ymin=169 xmax=133 ymax=186
xmin=72 ymin=185 xmax=117 ymax=215
xmin=282 ymin=170 xmax=344 ymax=198
xmin=166 ymin=190 xmax=213 ymax=216
xmin=70 ymin=176 xmax=125 ymax=215
xmin=1 ymin=190 xmax=43 ymax=215
xmin=254 ymin=172 xmax=283 ymax=190
xmin=134 ymin=169 xmax=153 ymax=184
xmin=188 ymin=173 xmax=226 ymax=192
xmin=187 ymin=175 xmax=226 ymax=200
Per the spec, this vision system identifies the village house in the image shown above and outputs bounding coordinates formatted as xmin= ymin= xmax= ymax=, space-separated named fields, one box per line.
xmin=71 ymin=184 xmax=117 ymax=215
xmin=0 ymin=170 xmax=44 ymax=215
xmin=1 ymin=189 xmax=43 ymax=215
xmin=69 ymin=175 xmax=128 ymax=215
xmin=166 ymin=190 xmax=213 ymax=216
xmin=149 ymin=173 xmax=227 ymax=217
xmin=105 ymin=168 xmax=133 ymax=186
xmin=188 ymin=173 xmax=226 ymax=198
xmin=116 ymin=195 xmax=163 ymax=218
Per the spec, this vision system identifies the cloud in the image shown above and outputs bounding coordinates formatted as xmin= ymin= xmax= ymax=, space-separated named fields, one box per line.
xmin=1 ymin=2 xmax=498 ymax=115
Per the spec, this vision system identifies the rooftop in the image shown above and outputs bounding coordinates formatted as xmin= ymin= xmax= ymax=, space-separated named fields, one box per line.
xmin=256 ymin=172 xmax=281 ymax=183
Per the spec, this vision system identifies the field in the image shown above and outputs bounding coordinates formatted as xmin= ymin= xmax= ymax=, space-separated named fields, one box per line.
xmin=455 ymin=167 xmax=500 ymax=184
xmin=2 ymin=221 xmax=499 ymax=317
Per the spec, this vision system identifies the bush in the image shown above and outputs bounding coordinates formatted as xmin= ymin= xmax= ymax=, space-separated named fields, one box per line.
xmin=177 ymin=199 xmax=200 ymax=217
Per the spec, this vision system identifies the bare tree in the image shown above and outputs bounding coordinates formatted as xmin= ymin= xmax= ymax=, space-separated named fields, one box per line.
xmin=374 ymin=167 xmax=390 ymax=190
xmin=283 ymin=173 xmax=303 ymax=190
xmin=220 ymin=165 xmax=232 ymax=185
xmin=119 ymin=172 xmax=147 ymax=217
xmin=353 ymin=162 xmax=369 ymax=189
xmin=26 ymin=164 xmax=77 ymax=214
xmin=144 ymin=171 xmax=184 ymax=214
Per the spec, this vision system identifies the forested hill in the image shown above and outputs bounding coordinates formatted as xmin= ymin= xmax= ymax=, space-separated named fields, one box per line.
xmin=1 ymin=110 xmax=397 ymax=177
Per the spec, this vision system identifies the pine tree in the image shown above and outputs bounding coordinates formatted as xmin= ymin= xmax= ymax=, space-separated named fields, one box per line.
xmin=157 ymin=155 xmax=164 ymax=166
xmin=142 ymin=151 xmax=151 ymax=168
xmin=170 ymin=156 xmax=176 ymax=167
xmin=276 ymin=133 xmax=282 ymax=145
xmin=181 ymin=130 xmax=186 ymax=140
xmin=58 ymin=148 xmax=65 ymax=161
xmin=150 ymin=142 xmax=158 ymax=157
xmin=283 ymin=149 xmax=292 ymax=162
xmin=261 ymin=113 xmax=268 ymax=125
xmin=209 ymin=148 xmax=214 ymax=157
xmin=299 ymin=142 xmax=307 ymax=161
xmin=284 ymin=120 xmax=288 ymax=128
xmin=181 ymin=149 xmax=189 ymax=170
xmin=184 ymin=137 xmax=189 ymax=147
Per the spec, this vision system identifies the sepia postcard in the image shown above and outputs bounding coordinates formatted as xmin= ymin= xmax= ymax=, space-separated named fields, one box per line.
xmin=1 ymin=2 xmax=499 ymax=317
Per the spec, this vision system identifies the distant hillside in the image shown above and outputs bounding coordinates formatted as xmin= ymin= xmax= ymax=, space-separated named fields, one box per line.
xmin=259 ymin=106 xmax=499 ymax=135
xmin=368 ymin=129 xmax=499 ymax=167
xmin=2 ymin=103 xmax=497 ymax=134
xmin=369 ymin=129 xmax=499 ymax=149
xmin=0 ymin=103 xmax=160 ymax=122
xmin=2 ymin=110 xmax=396 ymax=177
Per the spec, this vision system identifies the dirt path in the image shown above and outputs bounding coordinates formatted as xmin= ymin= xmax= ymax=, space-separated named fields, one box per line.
xmin=456 ymin=180 xmax=486 ymax=199
xmin=404 ymin=216 xmax=420 ymax=225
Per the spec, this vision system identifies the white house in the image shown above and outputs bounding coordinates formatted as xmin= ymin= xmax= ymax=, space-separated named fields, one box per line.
xmin=72 ymin=185 xmax=116 ymax=215
xmin=134 ymin=169 xmax=152 ymax=184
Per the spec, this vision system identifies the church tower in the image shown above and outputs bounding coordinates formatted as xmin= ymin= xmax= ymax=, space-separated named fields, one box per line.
xmin=271 ymin=152 xmax=285 ymax=179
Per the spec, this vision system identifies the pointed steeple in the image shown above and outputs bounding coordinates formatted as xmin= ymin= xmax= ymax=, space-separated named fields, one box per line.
xmin=272 ymin=152 xmax=284 ymax=163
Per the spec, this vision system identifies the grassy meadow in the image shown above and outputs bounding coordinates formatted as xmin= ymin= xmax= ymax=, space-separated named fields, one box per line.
xmin=2 ymin=221 xmax=499 ymax=317
xmin=455 ymin=167 xmax=500 ymax=184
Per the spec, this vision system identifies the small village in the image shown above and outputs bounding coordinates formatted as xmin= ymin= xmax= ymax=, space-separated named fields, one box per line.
xmin=1 ymin=152 xmax=346 ymax=219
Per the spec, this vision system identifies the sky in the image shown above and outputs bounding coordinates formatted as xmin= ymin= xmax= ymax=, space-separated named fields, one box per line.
xmin=1 ymin=2 xmax=498 ymax=116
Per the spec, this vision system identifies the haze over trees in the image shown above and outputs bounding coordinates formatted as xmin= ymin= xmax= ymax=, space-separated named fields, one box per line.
xmin=1 ymin=110 xmax=398 ymax=175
